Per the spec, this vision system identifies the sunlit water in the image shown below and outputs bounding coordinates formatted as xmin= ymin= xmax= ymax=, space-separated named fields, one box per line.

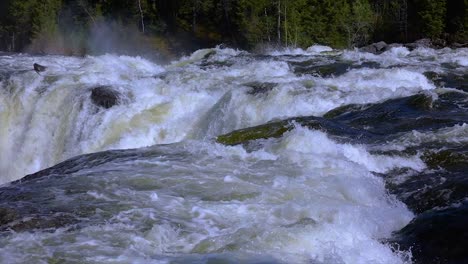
xmin=0 ymin=46 xmax=467 ymax=263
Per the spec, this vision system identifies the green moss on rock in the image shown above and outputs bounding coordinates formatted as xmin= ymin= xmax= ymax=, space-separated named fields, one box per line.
xmin=422 ymin=150 xmax=467 ymax=170
xmin=216 ymin=116 xmax=366 ymax=146
xmin=216 ymin=122 xmax=292 ymax=145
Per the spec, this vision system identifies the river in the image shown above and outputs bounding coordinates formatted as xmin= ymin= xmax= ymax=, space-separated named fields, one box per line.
xmin=0 ymin=45 xmax=467 ymax=263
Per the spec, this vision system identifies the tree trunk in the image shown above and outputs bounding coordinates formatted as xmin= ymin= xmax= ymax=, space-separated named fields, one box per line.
xmin=284 ymin=3 xmax=287 ymax=46
xmin=192 ymin=0 xmax=198 ymax=33
xmin=138 ymin=0 xmax=145 ymax=33
xmin=265 ymin=8 xmax=271 ymax=42
xmin=277 ymin=0 xmax=281 ymax=45
xmin=11 ymin=33 xmax=15 ymax=52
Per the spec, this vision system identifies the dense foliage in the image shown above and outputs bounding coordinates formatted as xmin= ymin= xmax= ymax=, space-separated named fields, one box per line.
xmin=0 ymin=0 xmax=466 ymax=55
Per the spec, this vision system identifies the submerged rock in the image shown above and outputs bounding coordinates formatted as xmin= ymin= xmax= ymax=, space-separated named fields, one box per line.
xmin=90 ymin=85 xmax=121 ymax=109
xmin=244 ymin=82 xmax=278 ymax=95
xmin=2 ymin=214 xmax=78 ymax=232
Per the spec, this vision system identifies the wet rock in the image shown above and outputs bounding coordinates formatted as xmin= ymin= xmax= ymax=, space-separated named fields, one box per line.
xmin=451 ymin=42 xmax=468 ymax=49
xmin=422 ymin=150 xmax=467 ymax=170
xmin=432 ymin=38 xmax=447 ymax=48
xmin=216 ymin=120 xmax=291 ymax=145
xmin=292 ymin=62 xmax=351 ymax=77
xmin=359 ymin=41 xmax=387 ymax=54
xmin=390 ymin=202 xmax=468 ymax=264
xmin=244 ymin=82 xmax=277 ymax=95
xmin=405 ymin=38 xmax=433 ymax=50
xmin=415 ymin=38 xmax=433 ymax=47
xmin=33 ymin=63 xmax=47 ymax=73
xmin=424 ymin=71 xmax=468 ymax=91
xmin=359 ymin=45 xmax=377 ymax=54
xmin=202 ymin=49 xmax=216 ymax=60
xmin=0 ymin=207 xmax=17 ymax=226
xmin=328 ymin=93 xmax=467 ymax=135
xmin=90 ymin=85 xmax=121 ymax=109
xmin=323 ymin=104 xmax=369 ymax=119
xmin=6 ymin=213 xmax=78 ymax=232
xmin=373 ymin=41 xmax=388 ymax=51
xmin=216 ymin=116 xmax=373 ymax=146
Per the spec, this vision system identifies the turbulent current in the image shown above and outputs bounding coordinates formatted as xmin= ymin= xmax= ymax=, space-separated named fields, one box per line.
xmin=0 ymin=46 xmax=467 ymax=263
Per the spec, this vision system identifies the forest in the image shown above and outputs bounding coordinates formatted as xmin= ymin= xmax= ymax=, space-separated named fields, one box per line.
xmin=0 ymin=0 xmax=466 ymax=56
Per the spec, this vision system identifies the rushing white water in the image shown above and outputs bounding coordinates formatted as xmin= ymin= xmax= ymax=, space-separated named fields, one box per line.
xmin=0 ymin=127 xmax=419 ymax=264
xmin=0 ymin=46 xmax=466 ymax=263
xmin=0 ymin=47 xmax=447 ymax=183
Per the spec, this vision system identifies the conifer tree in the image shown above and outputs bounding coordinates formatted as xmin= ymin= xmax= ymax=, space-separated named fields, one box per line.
xmin=416 ymin=0 xmax=446 ymax=39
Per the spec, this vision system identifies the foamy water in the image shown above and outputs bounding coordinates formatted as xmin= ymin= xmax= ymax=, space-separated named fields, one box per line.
xmin=0 ymin=46 xmax=467 ymax=263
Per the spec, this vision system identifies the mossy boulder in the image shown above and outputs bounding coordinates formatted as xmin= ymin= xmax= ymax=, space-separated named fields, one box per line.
xmin=323 ymin=104 xmax=369 ymax=119
xmin=216 ymin=116 xmax=372 ymax=145
xmin=422 ymin=150 xmax=467 ymax=170
xmin=292 ymin=62 xmax=351 ymax=77
xmin=216 ymin=121 xmax=292 ymax=145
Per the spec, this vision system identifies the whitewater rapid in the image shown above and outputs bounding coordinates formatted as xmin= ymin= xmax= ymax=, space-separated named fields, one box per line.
xmin=0 ymin=45 xmax=467 ymax=263
xmin=0 ymin=46 xmax=453 ymax=183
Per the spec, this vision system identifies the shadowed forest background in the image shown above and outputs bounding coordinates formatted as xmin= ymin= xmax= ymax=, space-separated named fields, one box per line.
xmin=0 ymin=0 xmax=466 ymax=58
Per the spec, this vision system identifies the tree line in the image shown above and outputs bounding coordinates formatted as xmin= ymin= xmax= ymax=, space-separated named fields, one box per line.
xmin=0 ymin=0 xmax=466 ymax=55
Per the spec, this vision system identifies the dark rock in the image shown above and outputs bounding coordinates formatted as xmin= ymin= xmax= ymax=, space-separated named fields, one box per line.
xmin=292 ymin=62 xmax=352 ymax=77
xmin=202 ymin=49 xmax=216 ymax=60
xmin=0 ymin=207 xmax=17 ymax=226
xmin=33 ymin=63 xmax=47 ymax=73
xmin=415 ymin=38 xmax=433 ymax=47
xmin=90 ymin=85 xmax=121 ymax=109
xmin=451 ymin=43 xmax=468 ymax=49
xmin=216 ymin=116 xmax=374 ymax=146
xmin=359 ymin=41 xmax=387 ymax=54
xmin=7 ymin=214 xmax=78 ymax=232
xmin=323 ymin=104 xmax=369 ymax=119
xmin=373 ymin=41 xmax=388 ymax=51
xmin=216 ymin=121 xmax=291 ymax=145
xmin=424 ymin=71 xmax=468 ymax=91
xmin=359 ymin=45 xmax=377 ymax=54
xmin=390 ymin=202 xmax=468 ymax=264
xmin=422 ymin=150 xmax=468 ymax=170
xmin=406 ymin=38 xmax=433 ymax=50
xmin=432 ymin=38 xmax=447 ymax=48
xmin=244 ymin=82 xmax=277 ymax=95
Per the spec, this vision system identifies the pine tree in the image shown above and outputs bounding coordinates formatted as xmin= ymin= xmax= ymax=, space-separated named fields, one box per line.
xmin=416 ymin=0 xmax=446 ymax=39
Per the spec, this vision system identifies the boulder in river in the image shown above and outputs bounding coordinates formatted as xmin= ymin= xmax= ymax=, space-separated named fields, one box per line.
xmin=216 ymin=116 xmax=373 ymax=146
xmin=90 ymin=85 xmax=121 ymax=109
xmin=244 ymin=82 xmax=277 ymax=95
xmin=359 ymin=41 xmax=387 ymax=54
xmin=33 ymin=63 xmax=47 ymax=73
xmin=405 ymin=38 xmax=433 ymax=50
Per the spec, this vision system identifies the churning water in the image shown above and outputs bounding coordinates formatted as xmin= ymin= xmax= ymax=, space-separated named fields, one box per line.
xmin=0 ymin=46 xmax=467 ymax=263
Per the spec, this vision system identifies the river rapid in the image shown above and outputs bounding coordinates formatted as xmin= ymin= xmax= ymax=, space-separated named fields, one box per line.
xmin=0 ymin=45 xmax=467 ymax=263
